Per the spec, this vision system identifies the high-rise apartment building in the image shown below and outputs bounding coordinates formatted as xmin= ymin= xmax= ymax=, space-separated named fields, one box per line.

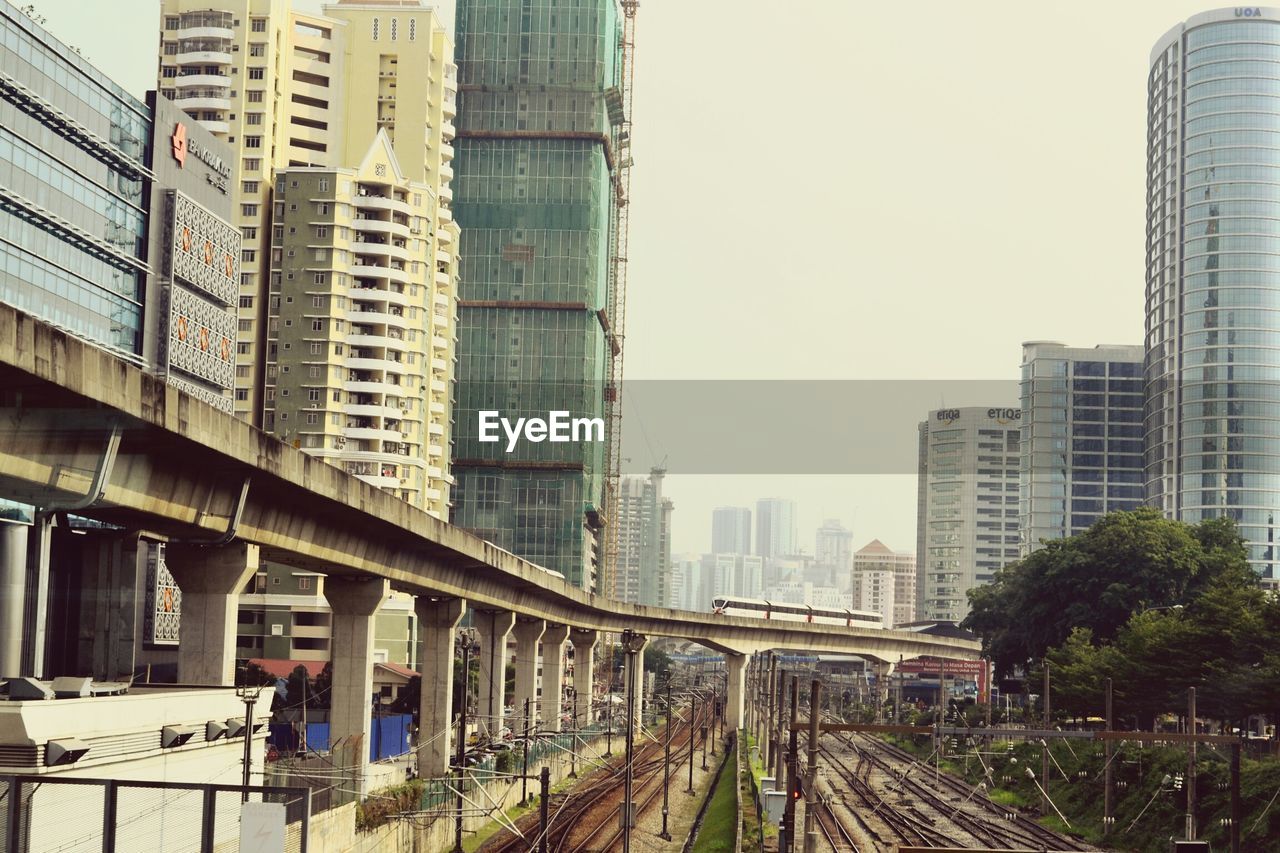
xmin=614 ymin=468 xmax=673 ymax=606
xmin=814 ymin=518 xmax=853 ymax=570
xmin=156 ymin=0 xmax=461 ymax=515
xmin=851 ymin=539 xmax=915 ymax=628
xmin=711 ymin=507 xmax=751 ymax=556
xmin=755 ymin=497 xmax=798 ymax=560
xmin=1020 ymin=342 xmax=1145 ymax=553
xmin=916 ymin=407 xmax=1021 ymax=622
xmin=1148 ymin=9 xmax=1280 ymax=587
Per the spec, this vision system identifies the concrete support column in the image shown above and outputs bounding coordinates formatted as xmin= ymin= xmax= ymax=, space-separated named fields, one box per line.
xmin=415 ymin=597 xmax=465 ymax=779
xmin=166 ymin=542 xmax=259 ymax=685
xmin=540 ymin=624 xmax=571 ymax=731
xmin=512 ymin=617 xmax=545 ymax=734
xmin=324 ymin=576 xmax=389 ymax=793
xmin=570 ymin=628 xmax=597 ymax=727
xmin=623 ymin=634 xmax=649 ymax=738
xmin=0 ymin=521 xmax=28 ymax=676
xmin=726 ymin=652 xmax=747 ymax=732
xmin=476 ymin=609 xmax=515 ymax=738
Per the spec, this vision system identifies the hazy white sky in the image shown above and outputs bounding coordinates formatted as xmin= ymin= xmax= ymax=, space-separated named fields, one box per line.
xmin=28 ymin=0 xmax=1218 ymax=558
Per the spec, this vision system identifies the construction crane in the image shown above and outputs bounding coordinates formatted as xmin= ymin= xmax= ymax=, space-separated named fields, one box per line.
xmin=600 ymin=0 xmax=639 ymax=600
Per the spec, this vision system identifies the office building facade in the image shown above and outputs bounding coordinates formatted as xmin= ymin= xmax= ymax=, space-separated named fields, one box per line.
xmin=755 ymin=497 xmax=798 ymax=561
xmin=0 ymin=2 xmax=151 ymax=361
xmin=449 ymin=0 xmax=623 ymax=588
xmin=916 ymin=407 xmax=1020 ymax=622
xmin=1148 ymin=9 xmax=1280 ymax=586
xmin=711 ymin=506 xmax=751 ymax=556
xmin=614 ymin=467 xmax=673 ymax=606
xmin=1019 ymin=342 xmax=1145 ymax=553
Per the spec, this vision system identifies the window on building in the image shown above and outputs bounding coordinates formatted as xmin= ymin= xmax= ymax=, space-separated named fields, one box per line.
xmin=309 ymin=342 xmax=323 ymax=355
xmin=162 ymin=67 xmax=177 ymax=78
xmin=248 ymin=67 xmax=265 ymax=80
xmin=315 ymin=226 xmax=329 ymax=239
xmin=241 ymin=227 xmax=258 ymax=240
xmin=307 ymin=389 xmax=320 ymax=402
xmin=242 ymin=181 xmax=259 ymax=193
xmin=312 ymin=295 xmax=324 ymax=307
xmin=241 ymin=249 xmax=256 ymax=262
xmin=306 ymin=413 xmax=319 ymax=425
xmin=247 ymin=90 xmax=264 ymax=104
xmin=298 ymin=577 xmax=312 ymax=591
xmin=243 ymin=157 xmax=261 ymax=172
xmin=244 ymin=136 xmax=262 ymax=148
xmin=241 ymin=203 xmax=259 ymax=216
xmin=246 ymin=113 xmax=263 ymax=126
xmin=238 ymin=319 xmax=253 ymax=332
xmin=312 ymin=320 xmax=324 ymax=331
xmin=165 ymin=16 xmax=179 ymax=28
xmin=249 ymin=43 xmax=266 ymax=57
xmin=163 ymin=42 xmax=178 ymax=55
xmin=319 ymin=178 xmax=329 ymax=192
xmin=251 ymin=18 xmax=266 ymax=32
xmin=313 ymin=272 xmax=326 ymax=285
xmin=309 ymin=366 xmax=321 ymax=378
xmin=238 ymin=296 xmax=253 ymax=308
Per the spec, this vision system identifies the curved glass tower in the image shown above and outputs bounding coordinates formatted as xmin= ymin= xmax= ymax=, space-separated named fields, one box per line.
xmin=1146 ymin=9 xmax=1280 ymax=586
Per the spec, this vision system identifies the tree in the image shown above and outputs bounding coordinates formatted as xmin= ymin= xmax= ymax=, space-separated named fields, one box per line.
xmin=962 ymin=509 xmax=1251 ymax=677
xmin=643 ymin=646 xmax=672 ymax=674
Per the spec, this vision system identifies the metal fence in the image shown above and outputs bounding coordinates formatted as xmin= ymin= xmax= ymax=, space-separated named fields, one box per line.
xmin=1 ymin=775 xmax=311 ymax=853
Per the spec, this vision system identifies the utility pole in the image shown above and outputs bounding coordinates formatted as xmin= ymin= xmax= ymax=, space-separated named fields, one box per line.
xmin=1103 ymin=677 xmax=1114 ymax=838
xmin=687 ymin=688 xmax=697 ymax=794
xmin=781 ymin=676 xmax=799 ymax=853
xmin=1187 ymin=686 xmax=1197 ymax=840
xmin=454 ymin=632 xmax=472 ymax=853
xmin=1041 ymin=660 xmax=1051 ymax=817
xmin=567 ymin=687 xmax=577 ymax=778
xmin=520 ymin=697 xmax=531 ymax=806
xmin=766 ymin=658 xmax=777 ymax=771
xmin=538 ymin=765 xmax=550 ymax=853
xmin=802 ymin=679 xmax=821 ymax=853
xmin=660 ymin=671 xmax=672 ymax=840
xmin=774 ymin=668 xmax=787 ymax=785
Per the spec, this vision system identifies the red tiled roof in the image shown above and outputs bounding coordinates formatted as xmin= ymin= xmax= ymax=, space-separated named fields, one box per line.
xmin=247 ymin=658 xmax=325 ymax=679
xmin=375 ymin=661 xmax=419 ymax=679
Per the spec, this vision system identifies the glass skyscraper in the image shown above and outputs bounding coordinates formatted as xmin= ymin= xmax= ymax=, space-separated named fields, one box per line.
xmin=450 ymin=0 xmax=621 ymax=589
xmin=0 ymin=0 xmax=151 ymax=359
xmin=1147 ymin=9 xmax=1280 ymax=586
xmin=1020 ymin=342 xmax=1145 ymax=554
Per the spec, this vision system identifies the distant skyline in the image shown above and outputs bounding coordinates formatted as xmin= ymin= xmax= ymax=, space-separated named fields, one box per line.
xmin=25 ymin=0 xmax=1223 ymax=556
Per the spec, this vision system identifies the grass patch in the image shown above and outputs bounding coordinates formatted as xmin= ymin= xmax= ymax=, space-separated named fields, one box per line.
xmin=691 ymin=748 xmax=739 ymax=853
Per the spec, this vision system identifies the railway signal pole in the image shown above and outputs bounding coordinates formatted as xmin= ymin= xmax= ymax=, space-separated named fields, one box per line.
xmin=781 ymin=675 xmax=799 ymax=853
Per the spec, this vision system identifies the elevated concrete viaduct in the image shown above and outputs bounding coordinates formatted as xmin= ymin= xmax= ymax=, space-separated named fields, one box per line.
xmin=0 ymin=306 xmax=980 ymax=785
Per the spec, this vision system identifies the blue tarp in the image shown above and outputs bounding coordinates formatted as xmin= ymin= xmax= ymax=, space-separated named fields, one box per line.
xmin=266 ymin=716 xmax=409 ymax=759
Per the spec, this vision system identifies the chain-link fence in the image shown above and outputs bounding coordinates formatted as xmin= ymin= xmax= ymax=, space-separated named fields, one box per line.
xmin=1 ymin=775 xmax=310 ymax=852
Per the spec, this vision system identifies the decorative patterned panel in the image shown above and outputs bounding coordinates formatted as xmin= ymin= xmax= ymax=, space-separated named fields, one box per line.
xmin=171 ymin=192 xmax=239 ymax=306
xmin=144 ymin=543 xmax=182 ymax=646
xmin=168 ymin=286 xmax=236 ymax=391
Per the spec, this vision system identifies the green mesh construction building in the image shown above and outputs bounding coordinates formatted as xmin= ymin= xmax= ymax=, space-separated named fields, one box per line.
xmin=451 ymin=0 xmax=624 ymax=589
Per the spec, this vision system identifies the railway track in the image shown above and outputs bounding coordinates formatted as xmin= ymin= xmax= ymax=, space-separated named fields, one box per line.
xmin=812 ymin=729 xmax=1094 ymax=852
xmin=482 ymin=700 xmax=715 ymax=853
